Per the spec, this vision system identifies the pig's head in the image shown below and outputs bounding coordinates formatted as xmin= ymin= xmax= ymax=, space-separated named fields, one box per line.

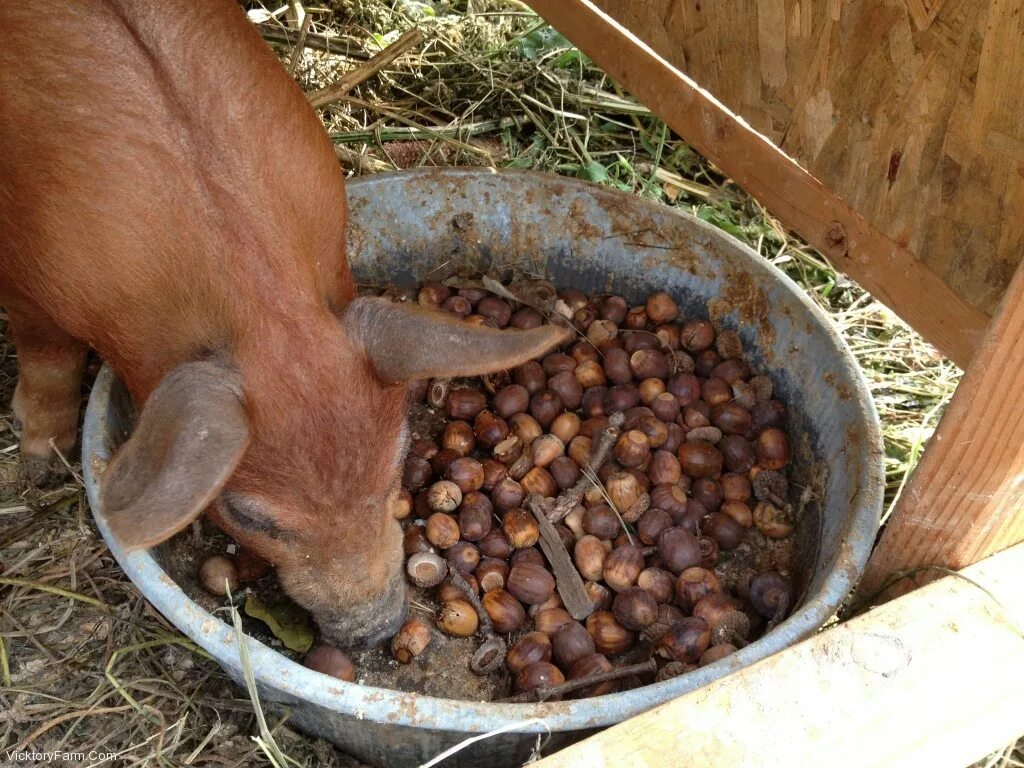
xmin=100 ymin=297 xmax=570 ymax=649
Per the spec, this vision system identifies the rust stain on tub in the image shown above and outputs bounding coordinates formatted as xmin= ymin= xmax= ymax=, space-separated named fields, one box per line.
xmin=706 ymin=269 xmax=776 ymax=350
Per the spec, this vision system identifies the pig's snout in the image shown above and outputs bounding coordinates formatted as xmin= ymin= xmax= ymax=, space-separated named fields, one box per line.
xmin=313 ymin=568 xmax=408 ymax=651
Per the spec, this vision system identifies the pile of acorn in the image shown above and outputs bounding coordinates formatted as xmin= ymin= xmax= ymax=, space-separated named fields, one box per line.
xmin=382 ymin=280 xmax=797 ymax=700
xmin=198 ymin=280 xmax=798 ymax=697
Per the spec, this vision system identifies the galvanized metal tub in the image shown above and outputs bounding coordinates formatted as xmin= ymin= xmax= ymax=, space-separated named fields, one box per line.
xmin=83 ymin=168 xmax=884 ymax=767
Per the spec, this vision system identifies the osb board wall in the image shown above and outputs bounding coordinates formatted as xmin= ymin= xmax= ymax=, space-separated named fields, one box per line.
xmin=592 ymin=0 xmax=1024 ymax=314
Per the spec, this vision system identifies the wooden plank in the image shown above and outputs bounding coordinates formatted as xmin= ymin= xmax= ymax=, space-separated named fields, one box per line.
xmin=524 ymin=0 xmax=988 ymax=368
xmin=858 ymin=255 xmax=1024 ymax=597
xmin=532 ymin=543 xmax=1024 ymax=768
xmin=584 ymin=0 xmax=1024 ymax=325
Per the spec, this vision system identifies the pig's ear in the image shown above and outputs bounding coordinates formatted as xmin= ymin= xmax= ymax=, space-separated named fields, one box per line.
xmin=342 ymin=296 xmax=572 ymax=384
xmin=100 ymin=361 xmax=251 ymax=551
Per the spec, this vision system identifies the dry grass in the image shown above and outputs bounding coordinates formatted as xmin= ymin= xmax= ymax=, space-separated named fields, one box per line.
xmin=0 ymin=1 xmax=1018 ymax=766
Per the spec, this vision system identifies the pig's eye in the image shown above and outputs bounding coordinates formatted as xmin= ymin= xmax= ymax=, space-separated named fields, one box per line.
xmin=219 ymin=492 xmax=288 ymax=539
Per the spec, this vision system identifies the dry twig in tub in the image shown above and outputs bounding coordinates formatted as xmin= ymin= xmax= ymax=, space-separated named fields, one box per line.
xmin=447 ymin=567 xmax=507 ymax=675
xmin=526 ymin=494 xmax=593 ymax=621
xmin=546 ymin=412 xmax=625 ymax=522
xmin=501 ymin=659 xmax=657 ymax=703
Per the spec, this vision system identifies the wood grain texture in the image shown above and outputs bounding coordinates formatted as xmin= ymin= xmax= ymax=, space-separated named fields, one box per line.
xmin=524 ymin=0 xmax=987 ymax=367
xmin=588 ymin=0 xmax=1024 ymax=320
xmin=532 ymin=543 xmax=1024 ymax=768
xmin=859 ymin=255 xmax=1024 ymax=596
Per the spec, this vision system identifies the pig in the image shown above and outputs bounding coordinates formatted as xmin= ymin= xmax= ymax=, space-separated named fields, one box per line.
xmin=0 ymin=0 xmax=569 ymax=648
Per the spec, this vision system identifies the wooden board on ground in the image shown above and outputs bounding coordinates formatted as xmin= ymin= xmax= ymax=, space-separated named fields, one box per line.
xmin=532 ymin=543 xmax=1024 ymax=768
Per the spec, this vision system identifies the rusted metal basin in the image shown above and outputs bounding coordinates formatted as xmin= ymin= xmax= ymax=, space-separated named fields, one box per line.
xmin=83 ymin=168 xmax=884 ymax=767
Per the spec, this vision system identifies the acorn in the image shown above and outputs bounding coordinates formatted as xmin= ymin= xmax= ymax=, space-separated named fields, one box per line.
xmin=403 ymin=455 xmax=433 ymax=492
xmin=585 ymin=611 xmax=635 ymax=657
xmin=721 ymin=471 xmax=753 ymax=502
xmin=418 ymin=281 xmax=450 ymax=309
xmin=699 ymin=643 xmax=738 ymax=667
xmin=493 ymin=435 xmax=523 ymax=466
xmin=655 ymin=323 xmax=682 ymax=350
xmin=694 ymin=594 xmax=752 ymax=646
xmin=639 ymin=377 xmax=667 ymax=405
xmin=711 ymin=358 xmax=749 ymax=384
xmin=436 ymin=574 xmax=479 ymax=603
xmin=697 ymin=535 xmax=720 ymax=569
xmin=630 ymin=349 xmax=670 ymax=380
xmin=606 ymin=471 xmax=642 ymax=516
xmin=391 ymin=618 xmax=432 ymax=663
xmin=474 ymin=410 xmax=509 ymax=448
xmin=506 ymin=631 xmax=553 ymax=675
xmin=701 ymin=377 xmax=732 ymax=407
xmin=403 ymin=525 xmax=435 ymax=557
xmin=443 ymin=295 xmax=472 ymax=316
xmin=756 ymin=428 xmax=791 ymax=470
xmin=502 ymin=508 xmax=540 ymax=548
xmin=483 ymin=588 xmax=527 ymax=633
xmin=583 ymin=505 xmax=620 ymax=541
xmin=549 ymin=412 xmax=582 ymax=445
xmin=584 ymin=580 xmax=613 ymax=612
xmin=667 ymin=372 xmax=701 ymax=407
xmin=663 ymin=422 xmax=685 ymax=455
xmin=716 ymin=436 xmax=757 ymax=479
xmin=442 ymin=420 xmax=476 ymax=457
xmin=406 ymin=551 xmax=448 ymax=587
xmin=552 ymin=621 xmax=596 ymax=668
xmin=694 ymin=349 xmax=721 ymax=378
xmin=521 ymin=466 xmax=558 ymax=498
xmin=749 ymin=571 xmax=794 ymax=619
xmin=548 ymin=371 xmax=584 ymax=410
xmin=491 ymin=478 xmax=526 ymax=511
xmin=650 ymin=484 xmax=688 ymax=520
xmin=691 ymin=477 xmax=723 ymax=512
xmin=574 ymin=535 xmax=608 ymax=581
xmin=509 ymin=413 xmax=543 ymax=445
xmin=430 ymin=448 xmax=461 ymax=478
xmin=712 ymin=403 xmax=753 ymax=435
xmin=530 ymin=390 xmax=563 ymax=429
xmin=480 ymin=458 xmax=507 ymax=492
xmin=438 ymin=599 xmax=480 ymax=637
xmin=612 ymin=586 xmax=658 ymax=630
xmin=568 ymin=435 xmax=594 ymax=466
xmin=200 ymin=555 xmax=238 ymax=596
xmin=511 ymin=305 xmax=544 ymax=329
xmin=605 ymin=384 xmax=641 ymax=413
xmin=602 ymin=544 xmax=644 ymax=591
xmin=586 ymin=319 xmax=618 ymax=346
xmin=614 ymin=430 xmax=651 ymax=469
xmin=457 ymin=492 xmax=493 ymax=541
xmin=637 ymin=567 xmax=675 ymax=604
xmin=680 ymin=319 xmax=714 ymax=352
xmin=637 ymin=508 xmax=673 ymax=546
xmin=580 ymin=386 xmax=608 ymax=418
xmin=477 ymin=295 xmax=512 ymax=327
xmin=529 ymin=592 xmax=565 ymax=618
xmin=568 ymin=653 xmax=617 ymax=698
xmin=657 ymin=527 xmax=702 ymax=574
xmin=478 ymin=529 xmax=514 ymax=560
xmin=571 ymin=341 xmax=601 ymax=365
xmin=510 ymin=547 xmax=546 ymax=569
xmin=531 ymin=434 xmax=565 ymax=468
xmin=651 ymin=394 xmax=681 ymax=425
xmin=426 ymin=480 xmax=462 ymax=514
xmin=495 ymin=384 xmax=531 ymax=418
xmin=645 ymin=291 xmax=679 ymax=324
xmin=575 ymin=360 xmax=608 ymax=389
xmin=603 ymin=347 xmax=633 ymax=385
xmin=675 ymin=567 xmax=721 ymax=612
xmin=515 ymin=661 xmax=565 ymax=694
xmin=550 ymin=456 xmax=582 ymax=489
xmin=507 ymin=562 xmax=556 ymax=605
xmin=600 ymin=295 xmax=629 ymax=324
xmin=677 ymin=441 xmax=723 ymax=479
xmin=721 ymin=500 xmax=754 ymax=528
xmin=535 ymin=607 xmax=575 ymax=637
xmin=304 ymin=645 xmax=355 ymax=682
xmin=425 ymin=512 xmax=461 ymax=549
xmin=543 ymin=352 xmax=577 ymax=376
xmin=657 ymin=617 xmax=711 ymax=664
xmin=444 ymin=541 xmax=481 ymax=574
xmin=515 ymin=361 xmax=547 ymax=394
xmin=475 ymin=557 xmax=510 ymax=592
xmin=625 ymin=306 xmax=648 ymax=329
xmin=447 ymin=389 xmax=487 ymax=420
xmin=703 ymin=511 xmax=745 ymax=550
